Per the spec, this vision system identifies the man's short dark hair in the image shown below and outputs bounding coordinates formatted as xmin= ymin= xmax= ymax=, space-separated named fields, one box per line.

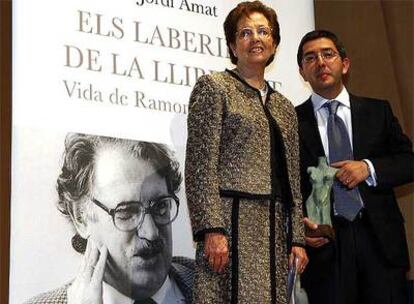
xmin=56 ymin=133 xmax=182 ymax=252
xmin=297 ymin=30 xmax=347 ymax=68
xmin=224 ymin=0 xmax=280 ymax=66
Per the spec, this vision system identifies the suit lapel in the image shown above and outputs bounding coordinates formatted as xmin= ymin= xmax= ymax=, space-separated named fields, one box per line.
xmin=170 ymin=262 xmax=193 ymax=303
xmin=298 ymin=99 xmax=325 ymax=160
xmin=350 ymin=95 xmax=369 ymax=160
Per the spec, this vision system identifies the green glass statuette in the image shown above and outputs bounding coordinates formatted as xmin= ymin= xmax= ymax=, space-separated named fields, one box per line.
xmin=305 ymin=156 xmax=337 ymax=240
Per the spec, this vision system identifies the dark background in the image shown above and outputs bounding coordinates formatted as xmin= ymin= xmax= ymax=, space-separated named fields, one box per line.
xmin=1 ymin=0 xmax=413 ymax=302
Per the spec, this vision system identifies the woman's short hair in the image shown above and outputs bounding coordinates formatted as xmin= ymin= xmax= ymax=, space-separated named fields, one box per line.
xmin=224 ymin=1 xmax=280 ymax=66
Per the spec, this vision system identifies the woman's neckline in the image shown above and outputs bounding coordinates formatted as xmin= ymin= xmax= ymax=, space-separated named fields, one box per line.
xmin=232 ymin=68 xmax=266 ymax=91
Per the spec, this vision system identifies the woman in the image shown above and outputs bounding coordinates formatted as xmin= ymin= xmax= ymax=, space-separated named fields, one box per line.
xmin=185 ymin=1 xmax=308 ymax=303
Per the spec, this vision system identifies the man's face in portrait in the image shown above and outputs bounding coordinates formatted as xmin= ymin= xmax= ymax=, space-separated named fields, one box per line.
xmin=86 ymin=145 xmax=173 ymax=298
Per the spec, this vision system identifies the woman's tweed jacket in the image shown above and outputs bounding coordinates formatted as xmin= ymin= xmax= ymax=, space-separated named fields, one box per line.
xmin=185 ymin=70 xmax=305 ymax=303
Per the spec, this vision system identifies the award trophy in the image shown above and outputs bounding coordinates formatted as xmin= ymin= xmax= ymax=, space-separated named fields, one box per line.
xmin=305 ymin=157 xmax=337 ymax=240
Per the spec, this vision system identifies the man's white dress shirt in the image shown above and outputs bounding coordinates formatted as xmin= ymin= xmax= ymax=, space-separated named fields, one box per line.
xmin=68 ymin=275 xmax=185 ymax=304
xmin=310 ymin=87 xmax=377 ymax=187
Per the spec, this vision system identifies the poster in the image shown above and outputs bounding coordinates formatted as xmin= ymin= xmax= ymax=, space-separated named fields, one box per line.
xmin=10 ymin=1 xmax=314 ymax=302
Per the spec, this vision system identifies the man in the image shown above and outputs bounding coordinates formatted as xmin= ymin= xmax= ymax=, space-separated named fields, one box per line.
xmin=25 ymin=133 xmax=194 ymax=304
xmin=296 ymin=30 xmax=413 ymax=304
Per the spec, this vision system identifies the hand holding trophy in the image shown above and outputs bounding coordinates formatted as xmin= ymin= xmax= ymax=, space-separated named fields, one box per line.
xmin=305 ymin=157 xmax=337 ymax=241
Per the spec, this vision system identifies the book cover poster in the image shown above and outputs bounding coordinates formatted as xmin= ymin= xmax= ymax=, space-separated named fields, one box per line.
xmin=10 ymin=1 xmax=314 ymax=302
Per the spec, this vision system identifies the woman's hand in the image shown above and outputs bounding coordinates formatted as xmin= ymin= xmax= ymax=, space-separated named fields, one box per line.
xmin=289 ymin=246 xmax=308 ymax=274
xmin=68 ymin=239 xmax=108 ymax=304
xmin=204 ymin=232 xmax=229 ymax=273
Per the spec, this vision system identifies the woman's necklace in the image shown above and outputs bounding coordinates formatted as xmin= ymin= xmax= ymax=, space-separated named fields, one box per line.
xmin=259 ymin=82 xmax=268 ymax=97
xmin=233 ymin=68 xmax=267 ymax=99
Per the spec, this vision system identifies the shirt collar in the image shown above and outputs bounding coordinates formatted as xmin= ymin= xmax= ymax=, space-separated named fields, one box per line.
xmin=311 ymin=87 xmax=350 ymax=113
xmin=152 ymin=275 xmax=172 ymax=303
xmin=102 ymin=275 xmax=172 ymax=304
xmin=102 ymin=281 xmax=134 ymax=304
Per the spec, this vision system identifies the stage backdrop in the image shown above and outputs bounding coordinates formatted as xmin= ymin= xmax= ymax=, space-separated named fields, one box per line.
xmin=9 ymin=1 xmax=314 ymax=303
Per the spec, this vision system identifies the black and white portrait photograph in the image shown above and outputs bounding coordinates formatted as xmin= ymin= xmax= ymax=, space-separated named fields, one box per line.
xmin=10 ymin=130 xmax=194 ymax=304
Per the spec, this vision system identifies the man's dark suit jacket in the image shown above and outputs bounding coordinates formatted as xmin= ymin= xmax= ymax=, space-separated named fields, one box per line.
xmin=296 ymin=95 xmax=414 ymax=282
xmin=24 ymin=256 xmax=195 ymax=304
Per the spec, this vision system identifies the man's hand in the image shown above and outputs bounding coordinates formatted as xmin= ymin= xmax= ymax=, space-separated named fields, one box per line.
xmin=204 ymin=232 xmax=229 ymax=274
xmin=304 ymin=217 xmax=329 ymax=248
xmin=331 ymin=160 xmax=369 ymax=189
xmin=68 ymin=239 xmax=108 ymax=304
xmin=289 ymin=246 xmax=308 ymax=274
